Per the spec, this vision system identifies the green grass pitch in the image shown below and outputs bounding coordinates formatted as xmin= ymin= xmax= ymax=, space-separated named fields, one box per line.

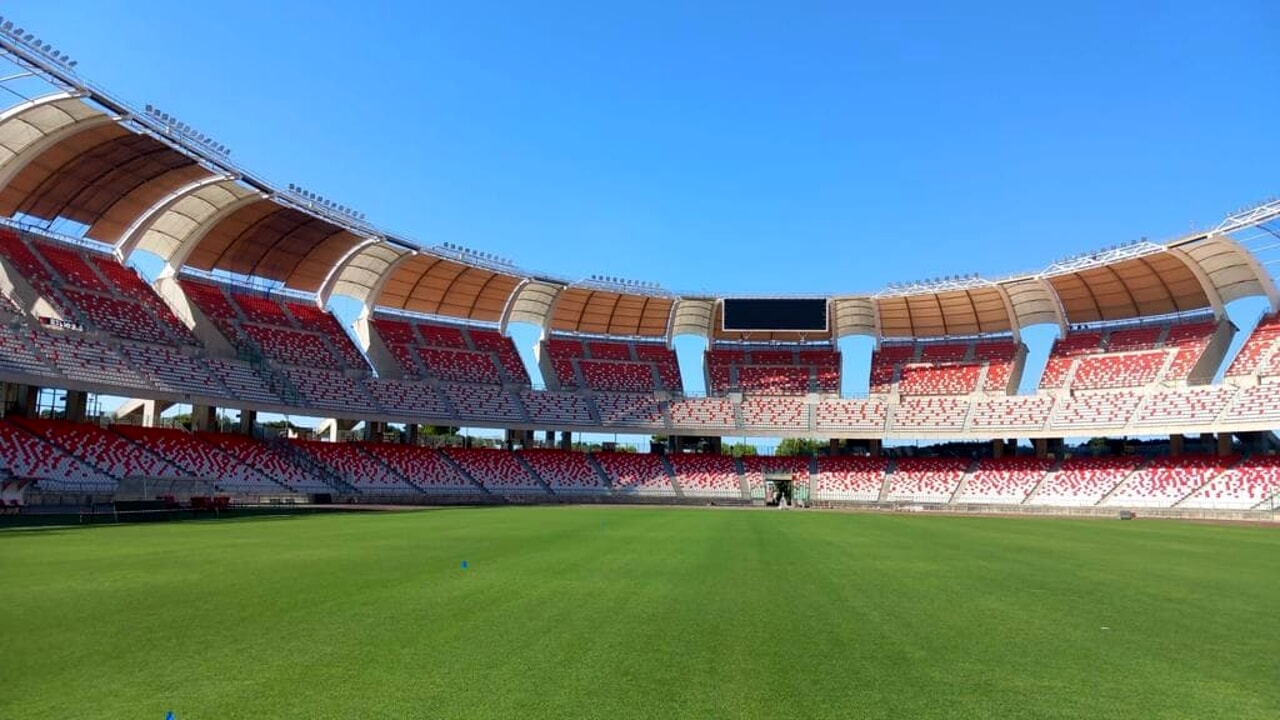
xmin=2 ymin=507 xmax=1278 ymax=719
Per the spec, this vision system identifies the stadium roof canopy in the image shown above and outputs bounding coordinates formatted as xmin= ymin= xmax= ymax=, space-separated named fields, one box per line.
xmin=0 ymin=35 xmax=1277 ymax=344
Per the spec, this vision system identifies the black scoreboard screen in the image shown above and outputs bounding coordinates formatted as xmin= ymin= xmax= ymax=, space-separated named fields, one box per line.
xmin=721 ymin=298 xmax=828 ymax=332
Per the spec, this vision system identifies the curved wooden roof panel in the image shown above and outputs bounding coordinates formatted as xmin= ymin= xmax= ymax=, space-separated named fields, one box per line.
xmin=0 ymin=123 xmax=207 ymax=239
xmin=505 ymin=279 xmax=565 ymax=330
xmin=549 ymin=288 xmax=673 ymax=337
xmin=1046 ymin=251 xmax=1208 ymax=324
xmin=877 ymin=286 xmax=1014 ymax=338
xmin=325 ymin=240 xmax=411 ymax=307
xmin=376 ymin=253 xmax=521 ymax=323
xmin=126 ymin=179 xmax=258 ymax=263
xmin=184 ymin=200 xmax=363 ymax=292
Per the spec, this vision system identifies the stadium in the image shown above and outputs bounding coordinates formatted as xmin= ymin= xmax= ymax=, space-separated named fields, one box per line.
xmin=2 ymin=10 xmax=1278 ymax=720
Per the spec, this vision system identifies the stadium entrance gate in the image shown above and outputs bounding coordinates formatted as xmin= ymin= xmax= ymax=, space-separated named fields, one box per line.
xmin=757 ymin=470 xmax=809 ymax=507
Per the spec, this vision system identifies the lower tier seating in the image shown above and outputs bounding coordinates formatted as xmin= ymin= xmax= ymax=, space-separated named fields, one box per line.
xmin=812 ymin=456 xmax=886 ymax=501
xmin=112 ymin=426 xmax=283 ymax=494
xmin=884 ymin=457 xmax=968 ymax=503
xmin=517 ymin=449 xmax=607 ymax=493
xmin=196 ymin=432 xmax=328 ymax=492
xmin=13 ymin=418 xmax=179 ymax=480
xmin=594 ymin=452 xmax=674 ymax=495
xmin=1028 ymin=457 xmax=1142 ymax=507
xmin=0 ymin=421 xmax=120 ymax=490
xmin=292 ymin=441 xmax=414 ymax=493
xmin=953 ymin=457 xmax=1052 ymax=504
xmin=1102 ymin=455 xmax=1231 ymax=508
xmin=668 ymin=454 xmax=741 ymax=497
xmin=444 ymin=448 xmax=545 ymax=493
xmin=1180 ymin=456 xmax=1280 ymax=510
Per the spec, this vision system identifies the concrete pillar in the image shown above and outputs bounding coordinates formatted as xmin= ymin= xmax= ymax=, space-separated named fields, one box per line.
xmin=366 ymin=421 xmax=386 ymax=442
xmin=238 ymin=408 xmax=257 ymax=435
xmin=1033 ymin=437 xmax=1049 ymax=460
xmin=191 ymin=404 xmax=216 ymax=432
xmin=141 ymin=399 xmax=160 ymax=428
xmin=991 ymin=438 xmax=1005 ymax=459
xmin=559 ymin=431 xmax=572 ymax=451
xmin=544 ymin=430 xmax=555 ymax=447
xmin=1217 ymin=433 xmax=1233 ymax=457
xmin=406 ymin=424 xmax=420 ymax=445
xmin=12 ymin=384 xmax=39 ymax=417
xmin=869 ymin=438 xmax=881 ymax=459
xmin=1169 ymin=434 xmax=1184 ymax=457
xmin=63 ymin=390 xmax=87 ymax=423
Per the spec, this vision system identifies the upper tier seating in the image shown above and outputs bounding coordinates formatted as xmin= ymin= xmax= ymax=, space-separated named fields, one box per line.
xmin=542 ymin=335 xmax=682 ymax=393
xmin=884 ymin=457 xmax=968 ymax=503
xmin=667 ymin=397 xmax=736 ymax=430
xmin=180 ymin=278 xmax=368 ymax=371
xmin=517 ymin=449 xmax=608 ymax=493
xmin=1028 ymin=456 xmax=1141 ymax=507
xmin=204 ymin=358 xmax=283 ymax=405
xmin=594 ymin=452 xmax=675 ymax=495
xmin=1049 ymin=393 xmax=1142 ymax=430
xmin=0 ymin=326 xmax=53 ymax=376
xmin=0 ymin=230 xmax=195 ymax=346
xmin=954 ymin=457 xmax=1052 ymax=504
xmin=1180 ymin=455 xmax=1280 ymax=510
xmin=1132 ymin=386 xmax=1234 ymax=427
xmin=891 ymin=397 xmax=969 ymax=431
xmin=1225 ymin=314 xmax=1280 ymax=378
xmin=812 ymin=398 xmax=887 ymax=431
xmin=1040 ymin=321 xmax=1218 ymax=390
xmin=1071 ymin=351 xmax=1166 ymax=390
xmin=593 ymin=393 xmax=664 ymax=427
xmin=442 ymin=384 xmax=523 ymax=422
xmin=706 ymin=343 xmax=838 ymax=395
xmin=1102 ymin=455 xmax=1231 ymax=508
xmin=419 ymin=348 xmax=502 ymax=384
xmin=668 ymin=454 xmax=742 ymax=497
xmin=371 ymin=314 xmax=527 ymax=385
xmin=875 ymin=339 xmax=1020 ymax=396
xmin=812 ymin=456 xmax=886 ymax=501
xmin=365 ymin=378 xmax=451 ymax=419
xmin=30 ymin=331 xmax=151 ymax=389
xmin=111 ymin=425 xmax=284 ymax=494
xmin=281 ymin=368 xmax=371 ymax=412
xmin=967 ymin=395 xmax=1053 ymax=431
xmin=871 ymin=344 xmax=917 ymax=393
xmin=445 ymin=448 xmax=545 ymax=492
xmin=120 ymin=342 xmax=220 ymax=399
xmin=519 ymin=389 xmax=595 ymax=425
xmin=739 ymin=396 xmax=809 ymax=429
xmin=0 ymin=420 xmax=117 ymax=491
xmin=1222 ymin=383 xmax=1280 ymax=424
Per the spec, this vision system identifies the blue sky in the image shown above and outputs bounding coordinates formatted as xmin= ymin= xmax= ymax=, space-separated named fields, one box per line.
xmin=8 ymin=2 xmax=1279 ymax=443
